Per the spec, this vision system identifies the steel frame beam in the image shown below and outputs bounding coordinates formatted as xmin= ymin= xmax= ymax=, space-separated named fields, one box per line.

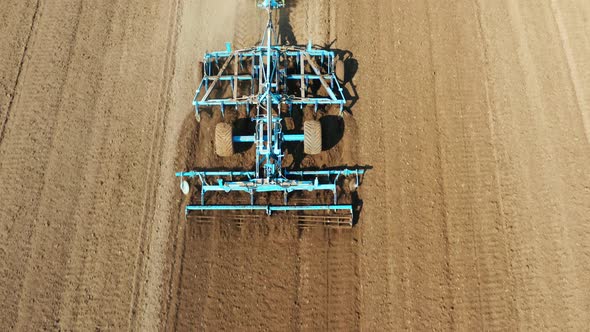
xmin=176 ymin=169 xmax=365 ymax=210
xmin=185 ymin=204 xmax=353 ymax=216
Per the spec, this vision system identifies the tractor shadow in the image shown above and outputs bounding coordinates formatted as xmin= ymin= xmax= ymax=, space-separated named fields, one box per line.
xmin=278 ymin=0 xmax=298 ymax=46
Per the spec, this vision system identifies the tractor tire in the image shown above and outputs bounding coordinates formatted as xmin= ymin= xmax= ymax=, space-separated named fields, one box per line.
xmin=304 ymin=120 xmax=322 ymax=155
xmin=215 ymin=123 xmax=233 ymax=157
xmin=335 ymin=59 xmax=345 ymax=82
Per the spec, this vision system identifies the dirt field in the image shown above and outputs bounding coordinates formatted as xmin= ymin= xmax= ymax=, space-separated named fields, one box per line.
xmin=1 ymin=0 xmax=589 ymax=330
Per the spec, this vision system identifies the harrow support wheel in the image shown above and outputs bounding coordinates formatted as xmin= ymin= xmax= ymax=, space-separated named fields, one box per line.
xmin=215 ymin=123 xmax=233 ymax=157
xmin=304 ymin=120 xmax=322 ymax=155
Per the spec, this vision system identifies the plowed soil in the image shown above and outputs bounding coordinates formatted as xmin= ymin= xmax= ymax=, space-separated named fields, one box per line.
xmin=1 ymin=0 xmax=589 ymax=331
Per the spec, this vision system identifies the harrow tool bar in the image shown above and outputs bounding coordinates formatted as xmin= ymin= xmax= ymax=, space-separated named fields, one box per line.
xmin=177 ymin=169 xmax=365 ymax=212
xmin=186 ymin=205 xmax=353 ymax=215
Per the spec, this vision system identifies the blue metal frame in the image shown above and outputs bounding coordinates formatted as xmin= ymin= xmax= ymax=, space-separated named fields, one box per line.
xmin=186 ymin=205 xmax=353 ymax=215
xmin=176 ymin=168 xmax=364 ymax=213
xmin=176 ymin=1 xmax=364 ymax=217
xmin=194 ymin=46 xmax=347 ymax=111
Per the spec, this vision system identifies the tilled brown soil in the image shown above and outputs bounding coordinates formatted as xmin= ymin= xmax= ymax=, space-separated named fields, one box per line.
xmin=1 ymin=0 xmax=590 ymax=331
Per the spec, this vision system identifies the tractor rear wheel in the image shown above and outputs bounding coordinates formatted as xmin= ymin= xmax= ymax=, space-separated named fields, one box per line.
xmin=215 ymin=123 xmax=233 ymax=157
xmin=304 ymin=120 xmax=322 ymax=155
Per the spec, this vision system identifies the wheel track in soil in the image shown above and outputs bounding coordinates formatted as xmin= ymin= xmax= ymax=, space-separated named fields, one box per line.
xmin=502 ymin=2 xmax=580 ymax=328
xmin=129 ymin=0 xmax=180 ymax=329
xmin=0 ymin=0 xmax=38 ymax=257
xmin=1 ymin=1 xmax=86 ymax=328
xmin=325 ymin=232 xmax=358 ymax=331
xmin=549 ymin=0 xmax=590 ymax=144
xmin=0 ymin=0 xmax=40 ymax=147
xmin=50 ymin=1 xmax=176 ymax=329
xmin=160 ymin=1 xmax=240 ymax=329
xmin=56 ymin=1 xmax=130 ymax=326
xmin=293 ymin=228 xmax=358 ymax=330
xmin=548 ymin=0 xmax=590 ymax=321
xmin=339 ymin=1 xmax=401 ymax=328
xmin=53 ymin=1 xmax=137 ymax=327
xmin=0 ymin=0 xmax=181 ymax=330
xmin=427 ymin=1 xmax=518 ymax=329
xmin=475 ymin=1 xmax=590 ymax=329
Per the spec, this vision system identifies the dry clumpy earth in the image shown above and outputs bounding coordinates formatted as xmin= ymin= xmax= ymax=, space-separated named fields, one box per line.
xmin=1 ymin=0 xmax=590 ymax=330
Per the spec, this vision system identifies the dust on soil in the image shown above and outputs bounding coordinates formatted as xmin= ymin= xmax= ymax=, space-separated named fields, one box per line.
xmin=1 ymin=0 xmax=590 ymax=331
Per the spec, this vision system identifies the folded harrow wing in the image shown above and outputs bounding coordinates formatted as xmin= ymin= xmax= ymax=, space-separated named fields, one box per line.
xmin=176 ymin=0 xmax=366 ymax=224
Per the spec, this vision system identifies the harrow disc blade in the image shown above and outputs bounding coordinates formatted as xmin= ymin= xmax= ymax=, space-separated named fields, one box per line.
xmin=180 ymin=180 xmax=190 ymax=195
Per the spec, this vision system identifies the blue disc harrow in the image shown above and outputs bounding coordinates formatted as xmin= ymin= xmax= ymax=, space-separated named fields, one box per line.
xmin=176 ymin=0 xmax=365 ymax=223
